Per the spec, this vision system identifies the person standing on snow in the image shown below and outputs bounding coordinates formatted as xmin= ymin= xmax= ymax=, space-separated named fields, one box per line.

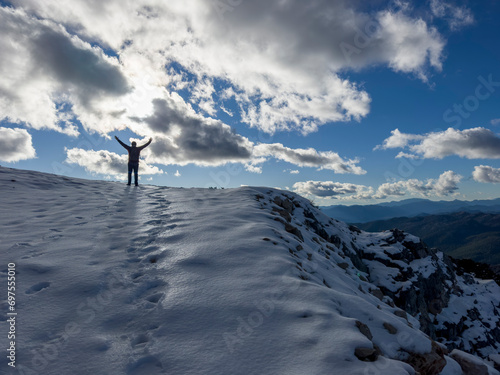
xmin=115 ymin=136 xmax=152 ymax=186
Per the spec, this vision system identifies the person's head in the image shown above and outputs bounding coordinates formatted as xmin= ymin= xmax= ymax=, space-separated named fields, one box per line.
xmin=131 ymin=141 xmax=137 ymax=147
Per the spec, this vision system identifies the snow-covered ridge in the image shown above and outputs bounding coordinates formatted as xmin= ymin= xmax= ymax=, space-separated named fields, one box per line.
xmin=0 ymin=167 xmax=499 ymax=375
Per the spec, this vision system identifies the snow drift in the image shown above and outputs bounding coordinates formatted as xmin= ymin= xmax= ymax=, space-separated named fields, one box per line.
xmin=0 ymin=166 xmax=499 ymax=375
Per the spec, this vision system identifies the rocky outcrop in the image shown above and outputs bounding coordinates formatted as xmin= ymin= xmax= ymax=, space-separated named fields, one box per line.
xmin=450 ymin=349 xmax=491 ymax=375
xmin=405 ymin=341 xmax=447 ymax=375
xmin=354 ymin=347 xmax=379 ymax=362
xmin=262 ymin=191 xmax=500 ymax=366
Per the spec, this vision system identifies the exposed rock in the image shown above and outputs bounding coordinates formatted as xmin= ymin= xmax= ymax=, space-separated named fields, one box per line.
xmin=273 ymin=196 xmax=294 ymax=213
xmin=272 ymin=207 xmax=291 ymax=222
xmin=328 ymin=234 xmax=342 ymax=248
xmin=383 ymin=322 xmax=398 ymax=335
xmin=355 ymin=320 xmax=373 ymax=340
xmin=354 ymin=347 xmax=379 ymax=362
xmin=370 ymin=288 xmax=384 ymax=301
xmin=349 ymin=224 xmax=362 ymax=234
xmin=338 ymin=262 xmax=349 ymax=270
xmin=450 ymin=349 xmax=490 ymax=375
xmin=405 ymin=341 xmax=446 ymax=375
xmin=284 ymin=223 xmax=304 ymax=242
xmin=489 ymin=353 xmax=500 ymax=371
xmin=394 ymin=310 xmax=407 ymax=320
xmin=345 ymin=242 xmax=369 ymax=273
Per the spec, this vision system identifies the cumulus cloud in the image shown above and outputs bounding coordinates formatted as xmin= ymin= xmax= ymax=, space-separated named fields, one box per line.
xmin=377 ymin=127 xmax=500 ymax=159
xmin=0 ymin=1 xmax=460 ymax=174
xmin=293 ymin=181 xmax=373 ymax=199
xmin=0 ymin=127 xmax=37 ymax=162
xmin=374 ymin=129 xmax=424 ymax=150
xmin=6 ymin=0 xmax=447 ymax=135
xmin=373 ymin=171 xmax=462 ymax=198
xmin=430 ymin=0 xmax=474 ymax=30
xmin=65 ymin=148 xmax=164 ymax=177
xmin=125 ymin=94 xmax=364 ymax=173
xmin=0 ymin=7 xmax=130 ymax=135
xmin=62 ymin=91 xmax=361 ymax=174
xmin=294 ymin=171 xmax=462 ymax=201
xmin=136 ymin=97 xmax=253 ymax=167
xmin=472 ymin=165 xmax=500 ymax=183
xmin=253 ymin=144 xmax=365 ymax=175
xmin=433 ymin=170 xmax=462 ymax=195
xmin=31 ymin=28 xmax=130 ymax=106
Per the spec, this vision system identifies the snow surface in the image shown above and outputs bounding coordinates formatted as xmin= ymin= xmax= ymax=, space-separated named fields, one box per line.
xmin=0 ymin=167 xmax=498 ymax=375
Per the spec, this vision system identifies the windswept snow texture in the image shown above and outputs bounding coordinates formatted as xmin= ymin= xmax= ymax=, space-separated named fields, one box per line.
xmin=0 ymin=167 xmax=499 ymax=375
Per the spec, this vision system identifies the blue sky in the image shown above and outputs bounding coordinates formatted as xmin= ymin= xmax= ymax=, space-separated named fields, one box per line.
xmin=1 ymin=0 xmax=500 ymax=205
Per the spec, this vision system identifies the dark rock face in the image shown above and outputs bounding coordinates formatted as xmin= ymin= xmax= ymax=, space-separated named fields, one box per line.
xmin=450 ymin=350 xmax=490 ymax=375
xmin=284 ymin=223 xmax=304 ymax=242
xmin=355 ymin=320 xmax=373 ymax=340
xmin=354 ymin=347 xmax=379 ymax=362
xmin=264 ymin=192 xmax=500 ymax=364
xmin=406 ymin=341 xmax=447 ymax=375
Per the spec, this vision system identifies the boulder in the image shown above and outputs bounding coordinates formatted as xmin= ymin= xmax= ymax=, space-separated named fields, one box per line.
xmin=450 ymin=349 xmax=490 ymax=375
xmin=406 ymin=341 xmax=446 ymax=375
xmin=383 ymin=322 xmax=398 ymax=335
xmin=355 ymin=320 xmax=373 ymax=340
xmin=354 ymin=347 xmax=378 ymax=362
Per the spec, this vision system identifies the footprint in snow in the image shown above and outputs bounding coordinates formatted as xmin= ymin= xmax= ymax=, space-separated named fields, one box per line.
xmin=127 ymin=355 xmax=164 ymax=375
xmin=25 ymin=281 xmax=51 ymax=294
xmin=131 ymin=333 xmax=149 ymax=348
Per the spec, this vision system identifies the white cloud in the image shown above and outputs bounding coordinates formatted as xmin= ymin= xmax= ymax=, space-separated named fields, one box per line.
xmin=0 ymin=127 xmax=37 ymax=162
xmin=253 ymin=143 xmax=365 ymax=175
xmin=374 ymin=128 xmax=424 ymax=150
xmin=174 ymin=170 xmax=181 ymax=177
xmin=137 ymin=96 xmax=254 ymax=167
xmin=294 ymin=171 xmax=462 ymax=201
xmin=491 ymin=119 xmax=500 ymax=126
xmin=377 ymin=127 xmax=500 ymax=159
xmin=65 ymin=148 xmax=164 ymax=177
xmin=245 ymin=164 xmax=262 ymax=174
xmin=293 ymin=181 xmax=372 ymax=199
xmin=374 ymin=171 xmax=462 ymax=198
xmin=0 ymin=7 xmax=130 ymax=136
xmin=472 ymin=165 xmax=500 ymax=184
xmin=376 ymin=10 xmax=444 ymax=81
xmin=0 ymin=1 xmax=458 ymax=176
xmin=430 ymin=0 xmax=474 ymax=31
xmin=5 ymin=0 xmax=447 ymax=136
xmin=432 ymin=170 xmax=463 ymax=195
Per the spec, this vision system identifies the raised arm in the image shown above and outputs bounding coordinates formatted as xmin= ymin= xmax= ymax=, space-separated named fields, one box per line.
xmin=138 ymin=137 xmax=152 ymax=150
xmin=115 ymin=136 xmax=130 ymax=150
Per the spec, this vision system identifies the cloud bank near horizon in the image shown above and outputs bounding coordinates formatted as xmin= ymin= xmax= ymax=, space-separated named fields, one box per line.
xmin=293 ymin=170 xmax=463 ymax=201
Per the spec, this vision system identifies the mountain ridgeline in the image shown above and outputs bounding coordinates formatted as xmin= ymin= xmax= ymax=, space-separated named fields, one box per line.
xmin=321 ymin=198 xmax=500 ymax=224
xmin=355 ymin=211 xmax=500 ymax=266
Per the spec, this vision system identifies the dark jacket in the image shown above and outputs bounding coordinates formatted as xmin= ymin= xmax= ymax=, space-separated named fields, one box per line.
xmin=116 ymin=138 xmax=152 ymax=163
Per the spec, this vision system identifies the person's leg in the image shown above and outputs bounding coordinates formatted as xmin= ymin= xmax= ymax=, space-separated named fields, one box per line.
xmin=127 ymin=163 xmax=132 ymax=185
xmin=134 ymin=163 xmax=139 ymax=186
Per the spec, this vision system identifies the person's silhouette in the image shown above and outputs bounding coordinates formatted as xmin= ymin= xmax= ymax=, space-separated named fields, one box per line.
xmin=115 ymin=136 xmax=152 ymax=186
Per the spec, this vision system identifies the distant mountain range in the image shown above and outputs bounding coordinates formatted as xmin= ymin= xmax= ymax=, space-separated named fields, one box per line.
xmin=320 ymin=198 xmax=500 ymax=223
xmin=354 ymin=211 xmax=500 ymax=265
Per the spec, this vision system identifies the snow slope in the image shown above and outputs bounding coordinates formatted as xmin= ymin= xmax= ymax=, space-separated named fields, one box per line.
xmin=0 ymin=167 xmax=499 ymax=375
